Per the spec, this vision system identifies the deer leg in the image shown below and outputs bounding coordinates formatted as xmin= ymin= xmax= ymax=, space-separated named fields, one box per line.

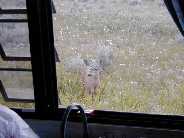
xmin=91 ymin=88 xmax=95 ymax=104
xmin=94 ymin=86 xmax=97 ymax=95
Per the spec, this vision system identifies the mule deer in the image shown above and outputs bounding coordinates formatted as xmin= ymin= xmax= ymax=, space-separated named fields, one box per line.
xmin=64 ymin=46 xmax=113 ymax=96
xmin=80 ymin=59 xmax=102 ymax=96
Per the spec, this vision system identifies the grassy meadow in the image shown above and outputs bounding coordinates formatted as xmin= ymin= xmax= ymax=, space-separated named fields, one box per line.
xmin=54 ymin=0 xmax=184 ymax=115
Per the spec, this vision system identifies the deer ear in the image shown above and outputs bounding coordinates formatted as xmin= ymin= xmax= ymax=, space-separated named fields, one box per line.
xmin=83 ymin=59 xmax=89 ymax=66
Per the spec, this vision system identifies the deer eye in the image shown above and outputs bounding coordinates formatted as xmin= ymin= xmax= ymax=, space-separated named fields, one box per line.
xmin=88 ymin=74 xmax=92 ymax=77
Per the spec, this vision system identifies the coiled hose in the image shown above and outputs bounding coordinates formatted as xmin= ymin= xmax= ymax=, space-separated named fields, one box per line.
xmin=61 ymin=104 xmax=89 ymax=138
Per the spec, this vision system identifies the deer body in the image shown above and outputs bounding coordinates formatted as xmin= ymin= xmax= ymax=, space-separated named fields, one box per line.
xmin=80 ymin=59 xmax=102 ymax=95
xmin=81 ymin=64 xmax=101 ymax=95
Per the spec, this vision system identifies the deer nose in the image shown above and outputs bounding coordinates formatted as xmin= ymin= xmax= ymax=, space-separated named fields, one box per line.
xmin=88 ymin=74 xmax=92 ymax=77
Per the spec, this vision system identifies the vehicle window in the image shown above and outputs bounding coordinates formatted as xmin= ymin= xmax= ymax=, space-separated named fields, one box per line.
xmin=0 ymin=0 xmax=34 ymax=108
xmin=53 ymin=0 xmax=184 ymax=115
xmin=0 ymin=0 xmax=26 ymax=9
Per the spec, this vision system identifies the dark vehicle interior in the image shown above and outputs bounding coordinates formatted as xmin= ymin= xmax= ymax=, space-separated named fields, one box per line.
xmin=1 ymin=0 xmax=184 ymax=137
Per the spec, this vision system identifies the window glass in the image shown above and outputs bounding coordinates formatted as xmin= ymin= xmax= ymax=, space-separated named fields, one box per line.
xmin=0 ymin=23 xmax=30 ymax=57
xmin=0 ymin=1 xmax=34 ymax=108
xmin=53 ymin=0 xmax=184 ymax=115
xmin=0 ymin=0 xmax=26 ymax=9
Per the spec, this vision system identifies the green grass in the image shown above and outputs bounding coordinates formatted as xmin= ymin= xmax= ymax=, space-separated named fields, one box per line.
xmin=57 ymin=58 xmax=184 ymax=115
xmin=58 ymin=74 xmax=184 ymax=115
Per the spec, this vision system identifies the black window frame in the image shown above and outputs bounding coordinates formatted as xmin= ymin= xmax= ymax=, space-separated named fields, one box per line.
xmin=7 ymin=0 xmax=184 ymax=131
xmin=164 ymin=0 xmax=184 ymax=36
xmin=26 ymin=0 xmax=58 ymax=118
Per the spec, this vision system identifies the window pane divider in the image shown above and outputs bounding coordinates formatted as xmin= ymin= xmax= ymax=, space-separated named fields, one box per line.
xmin=26 ymin=0 xmax=58 ymax=119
